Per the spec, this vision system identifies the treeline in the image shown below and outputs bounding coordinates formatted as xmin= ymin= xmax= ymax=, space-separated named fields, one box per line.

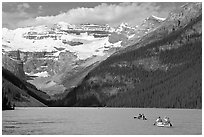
xmin=59 ymin=54 xmax=201 ymax=108
xmin=2 ymin=91 xmax=14 ymax=110
xmin=106 ymin=57 xmax=201 ymax=108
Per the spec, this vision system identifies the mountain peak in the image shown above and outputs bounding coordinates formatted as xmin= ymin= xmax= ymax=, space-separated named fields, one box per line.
xmin=120 ymin=22 xmax=128 ymax=27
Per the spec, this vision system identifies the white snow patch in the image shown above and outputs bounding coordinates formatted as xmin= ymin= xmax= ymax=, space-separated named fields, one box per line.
xmin=112 ymin=41 xmax=122 ymax=47
xmin=152 ymin=15 xmax=166 ymax=21
xmin=128 ymin=34 xmax=135 ymax=39
xmin=2 ymin=25 xmax=121 ymax=60
xmin=26 ymin=71 xmax=50 ymax=77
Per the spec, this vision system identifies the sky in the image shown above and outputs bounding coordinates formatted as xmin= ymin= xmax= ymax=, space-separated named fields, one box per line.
xmin=2 ymin=2 xmax=187 ymax=29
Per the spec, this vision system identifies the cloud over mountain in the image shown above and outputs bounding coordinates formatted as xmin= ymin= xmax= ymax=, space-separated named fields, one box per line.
xmin=3 ymin=2 xmax=175 ymax=29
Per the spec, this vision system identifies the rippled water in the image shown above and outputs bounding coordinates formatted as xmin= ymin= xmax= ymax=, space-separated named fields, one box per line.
xmin=2 ymin=107 xmax=202 ymax=135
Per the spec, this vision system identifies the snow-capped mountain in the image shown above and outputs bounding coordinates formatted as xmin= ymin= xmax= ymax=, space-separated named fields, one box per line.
xmin=121 ymin=15 xmax=165 ymax=47
xmin=2 ymin=23 xmax=123 ymax=96
xmin=115 ymin=22 xmax=136 ymax=34
xmin=2 ymin=23 xmax=119 ymax=60
xmin=115 ymin=22 xmax=129 ymax=33
xmin=108 ymin=15 xmax=165 ymax=47
xmin=2 ymin=15 xmax=164 ymax=96
xmin=136 ymin=15 xmax=165 ymax=35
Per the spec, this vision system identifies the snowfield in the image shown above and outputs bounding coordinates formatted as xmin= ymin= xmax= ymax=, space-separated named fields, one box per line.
xmin=2 ymin=27 xmax=122 ymax=60
xmin=25 ymin=71 xmax=50 ymax=77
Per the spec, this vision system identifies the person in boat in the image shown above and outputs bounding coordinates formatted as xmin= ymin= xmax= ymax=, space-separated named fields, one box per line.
xmin=142 ymin=114 xmax=146 ymax=120
xmin=163 ymin=116 xmax=171 ymax=124
xmin=138 ymin=114 xmax=142 ymax=119
xmin=156 ymin=116 xmax=163 ymax=123
xmin=153 ymin=116 xmax=162 ymax=125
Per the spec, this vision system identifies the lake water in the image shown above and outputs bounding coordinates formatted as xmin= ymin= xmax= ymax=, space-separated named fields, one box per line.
xmin=2 ymin=107 xmax=202 ymax=135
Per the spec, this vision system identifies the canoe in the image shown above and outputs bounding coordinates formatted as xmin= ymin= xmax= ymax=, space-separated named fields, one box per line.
xmin=134 ymin=116 xmax=147 ymax=120
xmin=154 ymin=122 xmax=172 ymax=127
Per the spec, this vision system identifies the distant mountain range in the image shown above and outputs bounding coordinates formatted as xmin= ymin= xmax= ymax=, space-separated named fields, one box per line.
xmin=2 ymin=14 xmax=163 ymax=96
xmin=2 ymin=2 xmax=201 ymax=108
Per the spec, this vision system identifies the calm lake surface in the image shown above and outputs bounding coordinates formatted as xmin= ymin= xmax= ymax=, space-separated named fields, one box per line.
xmin=2 ymin=107 xmax=202 ymax=135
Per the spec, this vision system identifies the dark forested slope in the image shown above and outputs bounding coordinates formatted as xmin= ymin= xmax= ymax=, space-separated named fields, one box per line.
xmin=58 ymin=3 xmax=202 ymax=108
xmin=2 ymin=67 xmax=52 ymax=108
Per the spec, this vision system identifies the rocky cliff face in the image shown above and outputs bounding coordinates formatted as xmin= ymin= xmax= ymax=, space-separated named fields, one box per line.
xmin=108 ymin=15 xmax=165 ymax=47
xmin=2 ymin=23 xmax=124 ymax=97
xmin=2 ymin=51 xmax=26 ymax=80
xmin=60 ymin=2 xmax=202 ymax=108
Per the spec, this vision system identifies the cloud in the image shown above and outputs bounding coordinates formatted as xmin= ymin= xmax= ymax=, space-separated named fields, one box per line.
xmin=17 ymin=3 xmax=30 ymax=11
xmin=2 ymin=3 xmax=35 ymax=29
xmin=2 ymin=10 xmax=33 ymax=29
xmin=38 ymin=5 xmax=43 ymax=10
xmin=3 ymin=2 xmax=169 ymax=29
xmin=37 ymin=5 xmax=43 ymax=14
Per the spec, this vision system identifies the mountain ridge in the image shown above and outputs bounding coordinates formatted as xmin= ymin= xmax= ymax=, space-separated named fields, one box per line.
xmin=2 ymin=2 xmax=201 ymax=108
xmin=2 ymin=14 xmax=163 ymax=97
xmin=57 ymin=2 xmax=202 ymax=108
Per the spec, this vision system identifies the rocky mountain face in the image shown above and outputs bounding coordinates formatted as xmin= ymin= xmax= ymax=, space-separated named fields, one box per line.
xmin=2 ymin=23 xmax=119 ymax=96
xmin=2 ymin=51 xmax=26 ymax=80
xmin=59 ymin=3 xmax=202 ymax=108
xmin=124 ymin=15 xmax=165 ymax=47
xmin=2 ymin=17 xmax=161 ymax=98
xmin=108 ymin=15 xmax=165 ymax=49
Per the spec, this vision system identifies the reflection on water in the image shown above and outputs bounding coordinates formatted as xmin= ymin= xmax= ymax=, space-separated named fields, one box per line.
xmin=2 ymin=107 xmax=202 ymax=135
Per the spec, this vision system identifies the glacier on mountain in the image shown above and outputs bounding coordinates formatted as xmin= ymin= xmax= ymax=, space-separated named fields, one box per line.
xmin=2 ymin=25 xmax=122 ymax=60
